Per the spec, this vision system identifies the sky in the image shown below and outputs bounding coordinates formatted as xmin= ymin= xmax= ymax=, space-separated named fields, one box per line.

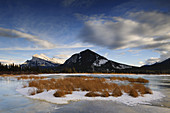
xmin=0 ymin=0 xmax=170 ymax=66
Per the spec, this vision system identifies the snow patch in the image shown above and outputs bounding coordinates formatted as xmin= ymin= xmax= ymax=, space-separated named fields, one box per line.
xmin=93 ymin=59 xmax=108 ymax=66
xmin=33 ymin=54 xmax=64 ymax=64
xmin=17 ymin=87 xmax=165 ymax=106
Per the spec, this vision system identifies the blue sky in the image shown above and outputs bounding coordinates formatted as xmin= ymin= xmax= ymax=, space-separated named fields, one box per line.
xmin=0 ymin=0 xmax=170 ymax=66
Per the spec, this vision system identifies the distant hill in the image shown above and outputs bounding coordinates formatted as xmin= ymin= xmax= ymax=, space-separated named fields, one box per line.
xmin=60 ymin=49 xmax=133 ymax=73
xmin=140 ymin=58 xmax=170 ymax=71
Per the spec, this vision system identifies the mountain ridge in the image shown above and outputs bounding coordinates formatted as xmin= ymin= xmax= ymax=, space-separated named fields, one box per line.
xmin=61 ymin=49 xmax=133 ymax=72
xmin=21 ymin=54 xmax=62 ymax=67
xmin=19 ymin=49 xmax=170 ymax=74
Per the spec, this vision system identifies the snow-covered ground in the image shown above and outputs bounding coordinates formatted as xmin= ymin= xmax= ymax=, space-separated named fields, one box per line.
xmin=16 ymin=87 xmax=165 ymax=106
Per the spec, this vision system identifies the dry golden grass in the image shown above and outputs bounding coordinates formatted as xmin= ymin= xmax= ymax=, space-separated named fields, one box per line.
xmin=111 ymin=86 xmax=123 ymax=97
xmin=53 ymin=90 xmax=73 ymax=97
xmin=27 ymin=76 xmax=152 ymax=98
xmin=131 ymin=83 xmax=153 ymax=95
xmin=53 ymin=90 xmax=66 ymax=97
xmin=110 ymin=77 xmax=149 ymax=83
xmin=120 ymin=84 xmax=132 ymax=93
xmin=101 ymin=91 xmax=110 ymax=97
xmin=17 ymin=75 xmax=46 ymax=80
xmin=129 ymin=88 xmax=139 ymax=97
xmin=0 ymin=74 xmax=15 ymax=77
xmin=85 ymin=91 xmax=101 ymax=97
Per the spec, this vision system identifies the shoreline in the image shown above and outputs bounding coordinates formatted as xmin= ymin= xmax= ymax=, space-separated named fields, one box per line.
xmin=1 ymin=73 xmax=170 ymax=77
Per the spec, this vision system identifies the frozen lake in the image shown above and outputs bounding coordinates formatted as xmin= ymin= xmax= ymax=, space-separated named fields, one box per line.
xmin=0 ymin=74 xmax=170 ymax=113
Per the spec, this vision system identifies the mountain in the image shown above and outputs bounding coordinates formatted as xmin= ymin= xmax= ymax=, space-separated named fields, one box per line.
xmin=61 ymin=49 xmax=133 ymax=72
xmin=32 ymin=54 xmax=64 ymax=64
xmin=141 ymin=58 xmax=170 ymax=71
xmin=21 ymin=54 xmax=63 ymax=67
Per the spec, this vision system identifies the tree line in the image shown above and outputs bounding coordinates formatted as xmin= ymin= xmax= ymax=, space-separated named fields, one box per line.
xmin=0 ymin=62 xmax=77 ymax=74
xmin=0 ymin=62 xmax=170 ymax=74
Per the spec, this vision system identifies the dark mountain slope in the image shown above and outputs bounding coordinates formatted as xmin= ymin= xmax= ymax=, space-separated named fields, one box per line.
xmin=141 ymin=58 xmax=170 ymax=70
xmin=61 ymin=49 xmax=133 ymax=73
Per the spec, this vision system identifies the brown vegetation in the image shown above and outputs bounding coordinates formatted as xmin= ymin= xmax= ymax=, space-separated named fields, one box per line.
xmin=101 ymin=91 xmax=110 ymax=97
xmin=17 ymin=75 xmax=46 ymax=80
xmin=85 ymin=91 xmax=101 ymax=97
xmin=111 ymin=86 xmax=123 ymax=97
xmin=129 ymin=88 xmax=139 ymax=97
xmin=120 ymin=85 xmax=132 ymax=93
xmin=53 ymin=90 xmax=73 ymax=97
xmin=132 ymin=83 xmax=153 ymax=95
xmin=110 ymin=77 xmax=149 ymax=83
xmin=0 ymin=74 xmax=15 ymax=77
xmin=27 ymin=76 xmax=152 ymax=98
xmin=53 ymin=90 xmax=66 ymax=97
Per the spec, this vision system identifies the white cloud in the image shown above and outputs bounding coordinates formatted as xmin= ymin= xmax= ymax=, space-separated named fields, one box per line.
xmin=127 ymin=49 xmax=141 ymax=54
xmin=78 ymin=11 xmax=170 ymax=64
xmin=54 ymin=54 xmax=70 ymax=59
xmin=139 ymin=61 xmax=145 ymax=66
xmin=119 ymin=52 xmax=125 ymax=55
xmin=0 ymin=27 xmax=56 ymax=49
xmin=0 ymin=47 xmax=49 ymax=51
xmin=0 ymin=59 xmax=23 ymax=65
xmin=0 ymin=43 xmax=93 ymax=51
xmin=0 ymin=59 xmax=15 ymax=64
xmin=145 ymin=57 xmax=160 ymax=65
xmin=62 ymin=42 xmax=93 ymax=48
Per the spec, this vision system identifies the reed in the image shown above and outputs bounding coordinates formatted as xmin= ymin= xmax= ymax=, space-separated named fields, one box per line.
xmin=27 ymin=76 xmax=152 ymax=98
xmin=85 ymin=91 xmax=101 ymax=97
xmin=110 ymin=77 xmax=149 ymax=83
xmin=17 ymin=75 xmax=46 ymax=80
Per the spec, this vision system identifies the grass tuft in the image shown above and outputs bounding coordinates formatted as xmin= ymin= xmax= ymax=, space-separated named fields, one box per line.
xmin=85 ymin=91 xmax=101 ymax=97
xmin=53 ymin=90 xmax=66 ymax=97
xmin=111 ymin=86 xmax=122 ymax=97
xmin=17 ymin=75 xmax=46 ymax=80
xmin=129 ymin=88 xmax=139 ymax=97
xmin=101 ymin=91 xmax=110 ymax=97
xmin=26 ymin=76 xmax=152 ymax=98
xmin=110 ymin=77 xmax=149 ymax=83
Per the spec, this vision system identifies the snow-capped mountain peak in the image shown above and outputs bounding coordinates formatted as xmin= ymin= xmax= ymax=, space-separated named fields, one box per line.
xmin=33 ymin=54 xmax=51 ymax=61
xmin=33 ymin=54 xmax=64 ymax=64
xmin=21 ymin=54 xmax=65 ymax=67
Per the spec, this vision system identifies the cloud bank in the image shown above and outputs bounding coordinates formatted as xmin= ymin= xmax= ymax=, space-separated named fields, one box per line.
xmin=0 ymin=27 xmax=56 ymax=49
xmin=78 ymin=11 xmax=170 ymax=64
xmin=0 ymin=28 xmax=93 ymax=50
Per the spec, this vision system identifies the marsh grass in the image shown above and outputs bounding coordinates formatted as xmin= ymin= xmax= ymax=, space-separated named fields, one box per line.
xmin=17 ymin=75 xmax=46 ymax=80
xmin=0 ymin=74 xmax=15 ymax=77
xmin=132 ymin=83 xmax=153 ymax=95
xmin=53 ymin=90 xmax=66 ymax=97
xmin=129 ymin=88 xmax=139 ymax=97
xmin=111 ymin=86 xmax=123 ymax=97
xmin=110 ymin=77 xmax=149 ymax=83
xmin=27 ymin=76 xmax=152 ymax=97
xmin=85 ymin=91 xmax=101 ymax=97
